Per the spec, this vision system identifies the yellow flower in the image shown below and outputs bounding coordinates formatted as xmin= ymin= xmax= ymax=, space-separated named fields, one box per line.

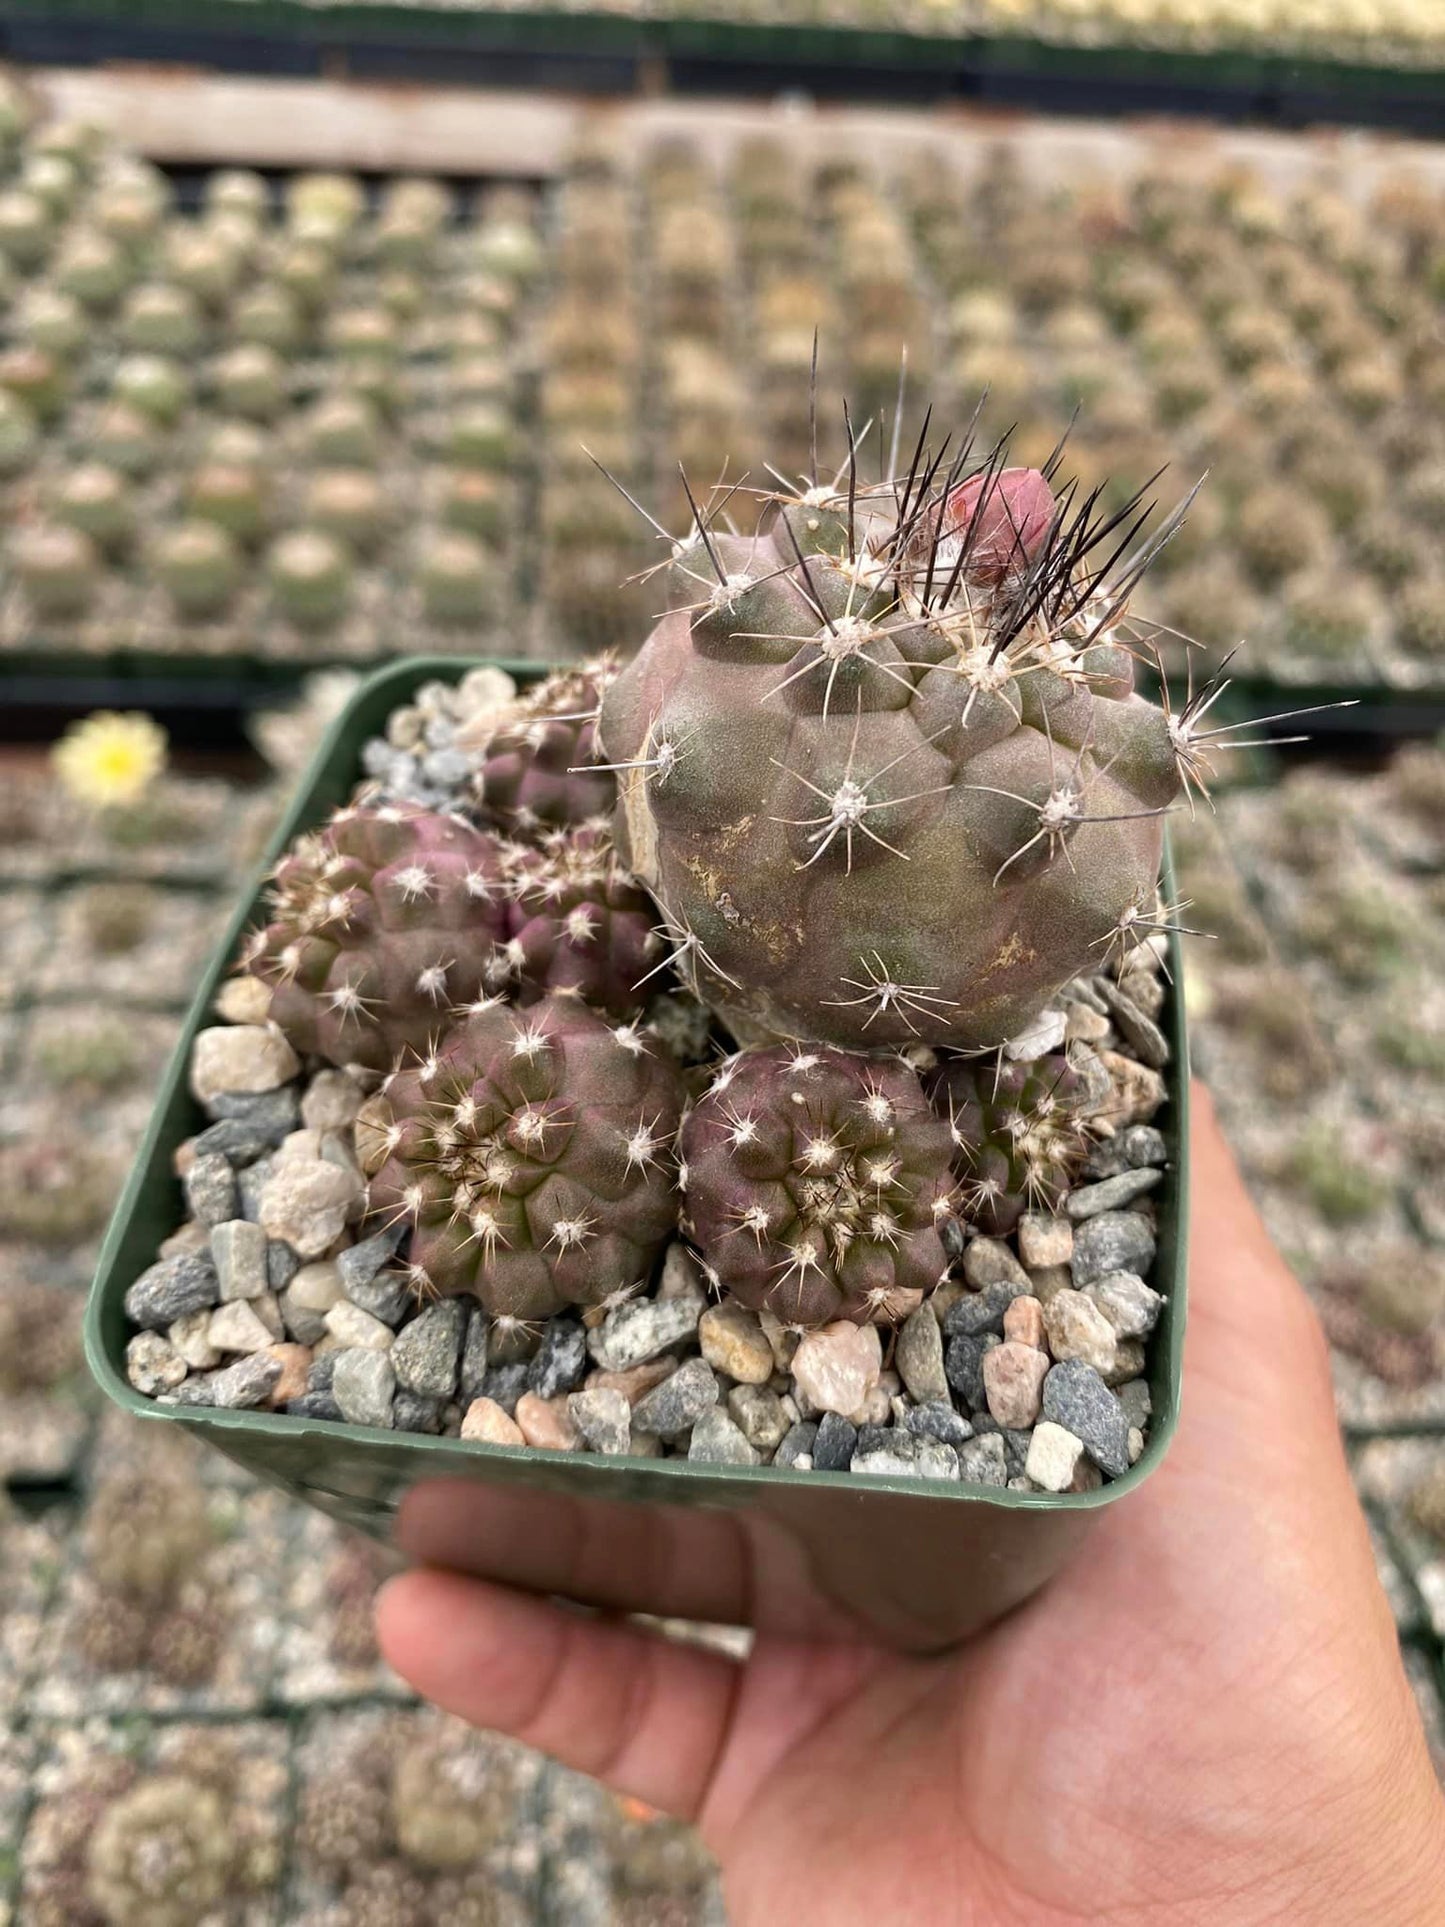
xmin=52 ymin=710 xmax=168 ymax=809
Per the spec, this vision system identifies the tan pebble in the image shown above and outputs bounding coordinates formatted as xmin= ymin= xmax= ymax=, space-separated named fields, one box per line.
xmin=214 ymin=974 xmax=272 ymax=1025
xmin=587 ymin=1358 xmax=677 ymax=1404
xmin=301 ymin=1068 xmax=365 ymax=1131
xmin=1043 ymin=1290 xmax=1118 ymax=1375
xmin=460 ymin=1397 xmax=524 ymax=1446
xmin=250 ymin=1291 xmax=285 ymax=1340
xmin=1068 ymin=1457 xmax=1104 ymax=1492
xmin=168 ymin=1308 xmax=220 ymax=1371
xmin=626 ymin=1428 xmax=664 ymax=1457
xmin=208 ymin=1298 xmax=275 ymax=1354
xmin=1002 ymin=1295 xmax=1046 ymax=1349
xmin=190 ymin=1024 xmax=298 ymax=1104
xmin=266 ymin=1342 xmax=312 ymax=1405
xmin=658 ymin=1242 xmax=706 ymax=1301
xmin=259 ymin=1160 xmax=360 ymax=1257
xmin=982 ymin=1341 xmax=1050 ymax=1428
xmin=172 ymin=1138 xmax=198 ymax=1180
xmin=1104 ymin=1339 xmax=1147 ymax=1387
xmin=324 ymin=1302 xmax=393 ymax=1351
xmin=1128 ymin=1425 xmax=1145 ymax=1465
xmin=159 ymin=1221 xmax=209 ymax=1260
xmin=698 ymin=1302 xmax=773 ymax=1384
xmin=1099 ymin=1050 xmax=1166 ymax=1126
xmin=1028 ymin=1265 xmax=1074 ymax=1305
xmin=929 ymin=1278 xmax=968 ymax=1328
xmin=1017 ymin=1213 xmax=1073 ymax=1269
xmin=515 ymin=1392 xmax=580 ymax=1452
xmin=759 ymin=1308 xmax=800 ymax=1371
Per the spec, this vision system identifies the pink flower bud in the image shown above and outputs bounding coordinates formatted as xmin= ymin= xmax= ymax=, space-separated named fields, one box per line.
xmin=915 ymin=466 xmax=1057 ymax=589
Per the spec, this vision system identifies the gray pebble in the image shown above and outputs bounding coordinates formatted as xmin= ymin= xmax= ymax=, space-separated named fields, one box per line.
xmin=308 ymin=1352 xmax=339 ymax=1392
xmin=1042 ymin=1360 xmax=1130 ymax=1477
xmin=480 ymin=1361 xmax=529 ymax=1416
xmin=962 ymin=1238 xmax=1030 ymax=1291
xmin=237 ymin=1151 xmax=277 ymax=1222
xmin=208 ymin=1350 xmax=283 ymax=1409
xmin=394 ymin=1390 xmax=446 ymax=1434
xmin=903 ymin=1401 xmax=974 ymax=1448
xmin=957 ymin=1432 xmax=1009 ymax=1486
xmin=332 ymin=1348 xmax=396 ymax=1429
xmin=1095 ymin=976 xmax=1170 ymax=1069
xmin=1064 ymin=1169 xmax=1162 ymax=1221
xmin=588 ymin=1290 xmax=703 ymax=1373
xmin=266 ymin=1240 xmax=301 ymax=1291
xmin=171 ymin=1377 xmax=217 ymax=1406
xmin=124 ymin=1252 xmax=219 ymax=1329
xmin=337 ymin=1222 xmax=407 ymax=1295
xmin=459 ymin=1306 xmax=490 ymax=1401
xmin=192 ymin=1116 xmax=275 ymax=1165
xmin=567 ymin=1387 xmax=632 ymax=1455
xmin=391 ymin=1299 xmax=467 ymax=1398
xmin=812 ymin=1411 xmax=858 ymax=1471
xmin=526 ymin=1318 xmax=588 ymax=1399
xmin=1071 ymin=1211 xmax=1157 ymax=1288
xmin=1121 ymin=1125 xmax=1167 ymax=1168
xmin=727 ymin=1383 xmax=791 ymax=1454
xmin=774 ymin=1420 xmax=818 ymax=1469
xmin=344 ymin=1269 xmax=413 ymax=1327
xmin=851 ymin=1429 xmax=959 ymax=1481
xmin=895 ymin=1304 xmax=949 ymax=1403
xmin=944 ymin=1331 xmax=999 ymax=1410
xmin=938 ymin=1213 xmax=967 ymax=1263
xmin=207 ymin=1085 xmax=299 ymax=1135
xmin=1086 ymin=1269 xmax=1164 ymax=1339
xmin=285 ymin=1389 xmax=343 ymax=1422
xmin=632 ymin=1358 xmax=719 ymax=1438
xmin=944 ymin=1280 xmax=1025 ymax=1338
xmin=688 ymin=1407 xmax=760 ymax=1466
xmin=1116 ymin=1377 xmax=1152 ymax=1430
xmin=1002 ymin=1428 xmax=1034 ymax=1477
xmin=421 ymin=747 xmax=474 ymax=789
xmin=211 ymin=1219 xmax=268 ymax=1301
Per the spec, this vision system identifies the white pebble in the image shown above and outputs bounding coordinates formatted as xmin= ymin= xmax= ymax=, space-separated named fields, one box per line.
xmin=324 ymin=1301 xmax=395 ymax=1351
xmin=1025 ymin=1421 xmax=1085 ymax=1492
xmin=190 ymin=1024 xmax=298 ymax=1105
xmin=208 ymin=1298 xmax=277 ymax=1354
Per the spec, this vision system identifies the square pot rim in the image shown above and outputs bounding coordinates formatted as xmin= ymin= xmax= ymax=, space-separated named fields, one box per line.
xmin=85 ymin=653 xmax=1190 ymax=1514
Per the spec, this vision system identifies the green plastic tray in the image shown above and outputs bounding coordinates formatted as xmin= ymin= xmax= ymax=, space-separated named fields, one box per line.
xmin=86 ymin=655 xmax=1190 ymax=1652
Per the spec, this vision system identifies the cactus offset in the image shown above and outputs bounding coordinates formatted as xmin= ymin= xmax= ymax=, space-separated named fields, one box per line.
xmin=360 ymin=992 xmax=684 ymax=1319
xmin=680 ymin=1044 xmax=956 ymax=1326
xmin=600 ymin=438 xmax=1192 ymax=1052
xmin=468 ymin=657 xmax=620 ymax=839
xmin=500 ymin=824 xmax=667 ymax=1017
xmin=243 ymin=803 xmax=511 ymax=1070
xmin=925 ymin=1051 xmax=1103 ymax=1235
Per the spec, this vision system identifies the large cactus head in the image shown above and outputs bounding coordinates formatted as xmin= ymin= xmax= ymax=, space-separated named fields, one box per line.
xmin=242 ymin=803 xmax=511 ymax=1070
xmin=599 ymin=439 xmax=1190 ymax=1052
xmin=360 ymin=993 xmax=685 ymax=1319
xmin=679 ymin=1044 xmax=956 ymax=1326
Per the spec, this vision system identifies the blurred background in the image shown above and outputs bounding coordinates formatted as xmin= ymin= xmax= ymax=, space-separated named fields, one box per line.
xmin=2 ymin=5 xmax=1445 ymax=1920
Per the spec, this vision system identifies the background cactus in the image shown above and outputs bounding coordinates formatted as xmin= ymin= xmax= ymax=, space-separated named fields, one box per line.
xmin=680 ymin=1043 xmax=956 ymax=1325
xmin=361 ymin=991 xmax=685 ymax=1317
xmin=601 ymin=456 xmax=1186 ymax=1051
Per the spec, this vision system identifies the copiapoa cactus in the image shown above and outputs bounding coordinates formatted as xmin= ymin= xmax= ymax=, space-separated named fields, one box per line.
xmin=680 ymin=1043 xmax=956 ymax=1325
xmin=599 ymin=439 xmax=1205 ymax=1053
xmin=360 ymin=992 xmax=685 ymax=1318
xmin=242 ymin=803 xmax=512 ymax=1071
xmin=924 ymin=1051 xmax=1104 ymax=1235
xmin=468 ymin=656 xmax=620 ymax=839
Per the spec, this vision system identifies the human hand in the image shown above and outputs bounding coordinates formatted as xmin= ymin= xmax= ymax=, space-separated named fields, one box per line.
xmin=377 ymin=1086 xmax=1445 ymax=1925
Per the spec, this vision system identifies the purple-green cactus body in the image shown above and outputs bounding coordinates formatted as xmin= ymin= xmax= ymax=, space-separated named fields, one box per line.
xmin=600 ymin=465 xmax=1182 ymax=1052
xmin=471 ymin=658 xmax=619 ymax=841
xmin=926 ymin=1051 xmax=1098 ymax=1236
xmin=244 ymin=804 xmax=511 ymax=1071
xmin=501 ymin=826 xmax=667 ymax=1018
xmin=364 ymin=993 xmax=685 ymax=1319
xmin=680 ymin=1045 xmax=956 ymax=1326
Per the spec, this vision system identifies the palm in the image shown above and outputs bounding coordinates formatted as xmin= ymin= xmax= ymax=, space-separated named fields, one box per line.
xmin=379 ymin=1094 xmax=1445 ymax=1926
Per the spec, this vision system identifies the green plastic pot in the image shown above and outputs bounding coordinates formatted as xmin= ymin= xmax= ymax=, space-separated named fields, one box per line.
xmin=86 ymin=655 xmax=1190 ymax=1654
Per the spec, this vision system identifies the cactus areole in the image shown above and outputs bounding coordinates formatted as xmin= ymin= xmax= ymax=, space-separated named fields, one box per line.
xmin=600 ymin=458 xmax=1186 ymax=1052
